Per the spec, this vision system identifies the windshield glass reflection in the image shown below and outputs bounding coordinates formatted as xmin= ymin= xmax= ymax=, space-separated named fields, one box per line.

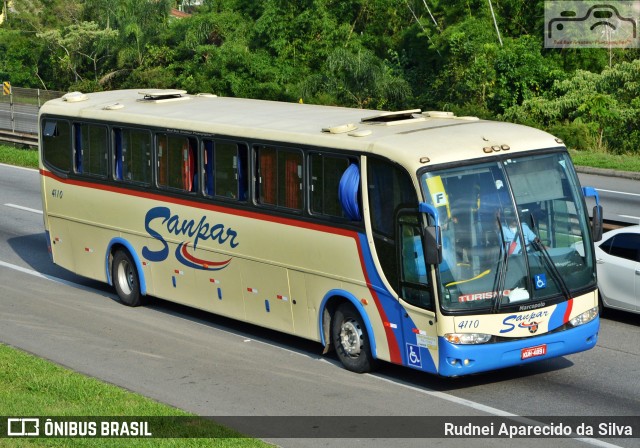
xmin=420 ymin=152 xmax=595 ymax=313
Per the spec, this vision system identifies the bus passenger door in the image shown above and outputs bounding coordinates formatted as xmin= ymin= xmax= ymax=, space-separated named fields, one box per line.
xmin=397 ymin=211 xmax=439 ymax=373
xmin=240 ymin=260 xmax=294 ymax=333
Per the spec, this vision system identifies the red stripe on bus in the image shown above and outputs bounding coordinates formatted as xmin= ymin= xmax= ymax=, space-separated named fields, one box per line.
xmin=40 ymin=169 xmax=354 ymax=237
xmin=563 ymin=298 xmax=573 ymax=323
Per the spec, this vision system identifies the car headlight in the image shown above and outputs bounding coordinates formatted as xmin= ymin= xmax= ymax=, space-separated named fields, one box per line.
xmin=569 ymin=306 xmax=599 ymax=327
xmin=444 ymin=333 xmax=492 ymax=344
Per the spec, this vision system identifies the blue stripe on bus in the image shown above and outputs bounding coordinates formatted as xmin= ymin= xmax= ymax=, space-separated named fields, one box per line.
xmin=437 ymin=317 xmax=599 ymax=377
xmin=548 ymin=300 xmax=569 ymax=330
xmin=355 ymin=233 xmax=403 ymax=364
xmin=105 ymin=237 xmax=148 ymax=296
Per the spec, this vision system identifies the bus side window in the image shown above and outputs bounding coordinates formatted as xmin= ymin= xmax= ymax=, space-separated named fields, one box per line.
xmin=214 ymin=142 xmax=246 ymax=200
xmin=114 ymin=128 xmax=151 ymax=184
xmin=398 ymin=212 xmax=432 ymax=309
xmin=203 ymin=140 xmax=248 ymax=201
xmin=368 ymin=157 xmax=417 ymax=294
xmin=42 ymin=119 xmax=72 ymax=174
xmin=157 ymin=134 xmax=197 ymax=192
xmin=203 ymin=140 xmax=214 ymax=196
xmin=255 ymin=145 xmax=303 ymax=210
xmin=310 ymin=154 xmax=356 ymax=219
xmin=74 ymin=123 xmax=108 ymax=177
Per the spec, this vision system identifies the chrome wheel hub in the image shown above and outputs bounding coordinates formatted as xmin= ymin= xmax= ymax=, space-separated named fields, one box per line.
xmin=339 ymin=318 xmax=363 ymax=357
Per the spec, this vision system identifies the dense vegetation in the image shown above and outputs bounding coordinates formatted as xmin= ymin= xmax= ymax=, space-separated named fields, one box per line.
xmin=1 ymin=0 xmax=639 ymax=153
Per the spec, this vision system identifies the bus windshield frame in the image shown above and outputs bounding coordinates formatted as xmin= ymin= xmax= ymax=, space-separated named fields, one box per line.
xmin=419 ymin=149 xmax=597 ymax=315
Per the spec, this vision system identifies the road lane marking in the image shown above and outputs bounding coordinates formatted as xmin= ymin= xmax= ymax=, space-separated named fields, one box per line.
xmin=0 ymin=259 xmax=626 ymax=447
xmin=0 ymin=162 xmax=37 ymax=172
xmin=370 ymin=375 xmax=623 ymax=448
xmin=596 ymin=188 xmax=640 ymax=198
xmin=4 ymin=203 xmax=42 ymax=214
xmin=618 ymin=214 xmax=640 ymax=221
xmin=0 ymin=259 xmax=108 ymax=295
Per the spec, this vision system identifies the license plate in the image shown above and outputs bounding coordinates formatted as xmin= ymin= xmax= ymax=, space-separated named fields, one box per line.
xmin=521 ymin=344 xmax=547 ymax=360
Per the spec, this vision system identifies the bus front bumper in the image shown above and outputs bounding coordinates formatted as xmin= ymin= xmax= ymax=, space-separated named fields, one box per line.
xmin=437 ymin=317 xmax=599 ymax=377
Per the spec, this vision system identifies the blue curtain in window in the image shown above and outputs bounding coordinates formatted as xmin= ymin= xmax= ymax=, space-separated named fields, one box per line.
xmin=114 ymin=129 xmax=123 ymax=180
xmin=74 ymin=125 xmax=83 ymax=174
xmin=338 ymin=163 xmax=361 ymax=221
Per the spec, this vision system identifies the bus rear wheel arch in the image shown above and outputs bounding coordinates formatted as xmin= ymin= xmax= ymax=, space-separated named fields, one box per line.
xmin=111 ymin=248 xmax=143 ymax=307
xmin=331 ymin=302 xmax=378 ymax=373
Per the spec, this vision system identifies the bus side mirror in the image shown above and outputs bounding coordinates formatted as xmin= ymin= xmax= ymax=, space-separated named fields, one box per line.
xmin=582 ymin=186 xmax=603 ymax=242
xmin=592 ymin=205 xmax=603 ymax=242
xmin=423 ymin=225 xmax=442 ymax=265
xmin=419 ymin=203 xmax=442 ymax=265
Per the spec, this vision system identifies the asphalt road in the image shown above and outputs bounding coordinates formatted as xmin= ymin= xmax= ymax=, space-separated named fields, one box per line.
xmin=578 ymin=171 xmax=640 ymax=225
xmin=0 ymin=163 xmax=638 ymax=448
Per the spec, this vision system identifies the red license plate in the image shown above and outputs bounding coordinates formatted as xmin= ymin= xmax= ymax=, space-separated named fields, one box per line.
xmin=521 ymin=344 xmax=547 ymax=360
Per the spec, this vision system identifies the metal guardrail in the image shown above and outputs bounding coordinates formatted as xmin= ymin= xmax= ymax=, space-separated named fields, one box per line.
xmin=0 ymin=129 xmax=38 ymax=147
xmin=0 ymin=86 xmax=65 ymax=146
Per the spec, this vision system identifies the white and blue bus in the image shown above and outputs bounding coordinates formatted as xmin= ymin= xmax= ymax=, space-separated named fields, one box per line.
xmin=39 ymin=89 xmax=603 ymax=376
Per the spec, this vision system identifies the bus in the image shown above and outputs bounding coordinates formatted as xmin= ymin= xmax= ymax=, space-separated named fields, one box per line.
xmin=39 ymin=89 xmax=603 ymax=377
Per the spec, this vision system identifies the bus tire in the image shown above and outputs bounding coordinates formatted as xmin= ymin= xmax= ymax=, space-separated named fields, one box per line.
xmin=112 ymin=250 xmax=142 ymax=307
xmin=331 ymin=303 xmax=377 ymax=373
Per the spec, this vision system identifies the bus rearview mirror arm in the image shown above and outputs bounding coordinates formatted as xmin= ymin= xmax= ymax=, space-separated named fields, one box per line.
xmin=419 ymin=203 xmax=442 ymax=265
xmin=582 ymin=186 xmax=603 ymax=242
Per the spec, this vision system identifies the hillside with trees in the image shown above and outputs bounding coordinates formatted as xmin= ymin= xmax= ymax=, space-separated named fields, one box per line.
xmin=1 ymin=0 xmax=638 ymax=153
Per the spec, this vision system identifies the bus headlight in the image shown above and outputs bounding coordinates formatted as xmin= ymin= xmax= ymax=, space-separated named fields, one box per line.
xmin=569 ymin=307 xmax=599 ymax=327
xmin=444 ymin=333 xmax=492 ymax=344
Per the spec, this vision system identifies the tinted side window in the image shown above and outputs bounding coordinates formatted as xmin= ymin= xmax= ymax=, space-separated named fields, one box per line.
xmin=114 ymin=128 xmax=151 ymax=185
xmin=157 ymin=133 xmax=197 ymax=192
xmin=607 ymin=233 xmax=640 ymax=262
xmin=367 ymin=157 xmax=417 ymax=292
xmin=42 ymin=119 xmax=72 ymax=173
xmin=203 ymin=140 xmax=249 ymax=201
xmin=256 ymin=145 xmax=303 ymax=211
xmin=368 ymin=157 xmax=416 ymax=238
xmin=74 ymin=123 xmax=108 ymax=177
xmin=310 ymin=154 xmax=352 ymax=218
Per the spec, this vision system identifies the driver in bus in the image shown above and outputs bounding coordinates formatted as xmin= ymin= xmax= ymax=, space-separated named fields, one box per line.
xmin=500 ymin=209 xmax=537 ymax=255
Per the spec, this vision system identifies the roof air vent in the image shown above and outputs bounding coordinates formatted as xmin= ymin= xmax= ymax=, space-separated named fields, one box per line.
xmin=62 ymin=92 xmax=89 ymax=103
xmin=138 ymin=89 xmax=189 ymax=103
xmin=322 ymin=123 xmax=357 ymax=134
xmin=423 ymin=111 xmax=455 ymax=118
xmin=360 ymin=109 xmax=423 ymax=126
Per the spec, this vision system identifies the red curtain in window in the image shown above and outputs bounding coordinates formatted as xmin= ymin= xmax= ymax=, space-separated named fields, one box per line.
xmin=260 ymin=149 xmax=276 ymax=205
xmin=285 ymin=154 xmax=300 ymax=209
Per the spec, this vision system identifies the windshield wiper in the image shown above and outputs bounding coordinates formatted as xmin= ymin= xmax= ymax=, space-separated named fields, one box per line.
xmin=528 ymin=217 xmax=572 ymax=301
xmin=491 ymin=216 xmax=510 ymax=313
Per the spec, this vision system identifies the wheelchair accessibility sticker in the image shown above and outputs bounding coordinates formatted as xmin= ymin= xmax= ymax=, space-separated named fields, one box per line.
xmin=534 ymin=274 xmax=547 ymax=290
xmin=545 ymin=1 xmax=639 ymax=48
xmin=406 ymin=344 xmax=422 ymax=368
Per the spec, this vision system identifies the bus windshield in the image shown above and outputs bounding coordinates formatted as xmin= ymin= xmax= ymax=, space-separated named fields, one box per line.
xmin=420 ymin=151 xmax=596 ymax=313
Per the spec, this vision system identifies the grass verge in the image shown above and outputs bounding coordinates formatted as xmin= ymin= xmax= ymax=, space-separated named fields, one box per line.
xmin=569 ymin=149 xmax=640 ymax=172
xmin=0 ymin=343 xmax=271 ymax=447
xmin=0 ymin=145 xmax=38 ymax=169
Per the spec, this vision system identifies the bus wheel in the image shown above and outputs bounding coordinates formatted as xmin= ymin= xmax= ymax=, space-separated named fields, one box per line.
xmin=112 ymin=250 xmax=142 ymax=307
xmin=331 ymin=303 xmax=377 ymax=373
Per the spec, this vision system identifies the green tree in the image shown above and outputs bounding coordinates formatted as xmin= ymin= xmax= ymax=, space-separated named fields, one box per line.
xmin=38 ymin=22 xmax=118 ymax=84
xmin=301 ymin=47 xmax=411 ymax=109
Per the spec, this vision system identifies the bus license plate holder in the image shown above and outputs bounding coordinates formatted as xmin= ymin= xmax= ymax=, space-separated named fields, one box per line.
xmin=521 ymin=344 xmax=547 ymax=360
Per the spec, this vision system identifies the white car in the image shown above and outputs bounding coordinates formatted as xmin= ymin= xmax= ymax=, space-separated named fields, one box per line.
xmin=594 ymin=225 xmax=640 ymax=314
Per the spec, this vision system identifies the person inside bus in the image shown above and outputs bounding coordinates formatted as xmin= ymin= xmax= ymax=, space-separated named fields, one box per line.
xmin=500 ymin=209 xmax=537 ymax=255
